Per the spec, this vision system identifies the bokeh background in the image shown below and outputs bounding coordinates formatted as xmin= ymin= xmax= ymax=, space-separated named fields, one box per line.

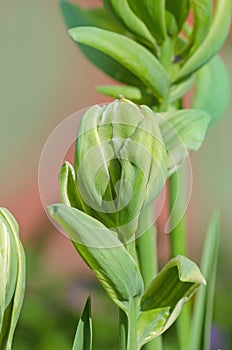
xmin=0 ymin=1 xmax=231 ymax=349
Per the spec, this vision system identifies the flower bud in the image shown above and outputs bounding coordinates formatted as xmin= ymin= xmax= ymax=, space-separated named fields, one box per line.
xmin=0 ymin=208 xmax=25 ymax=349
xmin=60 ymin=99 xmax=167 ymax=241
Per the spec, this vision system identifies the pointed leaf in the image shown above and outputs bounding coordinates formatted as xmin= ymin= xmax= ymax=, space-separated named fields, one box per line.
xmin=189 ymin=214 xmax=220 ymax=350
xmin=138 ymin=256 xmax=205 ymax=345
xmin=156 ymin=109 xmax=211 ymax=173
xmin=48 ymin=204 xmax=144 ymax=312
xmin=69 ymin=27 xmax=169 ymax=100
xmin=60 ymin=0 xmax=144 ymax=87
xmin=174 ymin=0 xmax=231 ymax=81
xmin=72 ymin=296 xmax=92 ymax=350
xmin=192 ymin=55 xmax=230 ymax=126
xmin=103 ymin=0 xmax=159 ymax=52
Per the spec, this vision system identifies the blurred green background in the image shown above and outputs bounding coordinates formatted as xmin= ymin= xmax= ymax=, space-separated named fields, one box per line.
xmin=0 ymin=0 xmax=231 ymax=349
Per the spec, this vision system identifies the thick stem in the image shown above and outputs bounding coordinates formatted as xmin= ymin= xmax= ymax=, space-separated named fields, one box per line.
xmin=136 ymin=204 xmax=163 ymax=350
xmin=169 ymin=164 xmax=190 ymax=349
xmin=127 ymin=299 xmax=138 ymax=350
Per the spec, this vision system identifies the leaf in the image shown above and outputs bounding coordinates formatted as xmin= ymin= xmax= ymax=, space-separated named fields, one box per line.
xmin=138 ymin=256 xmax=206 ymax=346
xmin=127 ymin=0 xmax=165 ymax=43
xmin=165 ymin=0 xmax=190 ymax=35
xmin=72 ymin=296 xmax=92 ymax=350
xmin=60 ymin=0 xmax=124 ymax=32
xmin=96 ymin=84 xmax=142 ymax=101
xmin=183 ymin=0 xmax=212 ymax=57
xmin=174 ymin=0 xmax=231 ymax=81
xmin=189 ymin=214 xmax=220 ymax=350
xmin=60 ymin=0 xmax=144 ymax=87
xmin=69 ymin=27 xmax=169 ymax=100
xmin=169 ymin=75 xmax=194 ymax=103
xmin=192 ymin=55 xmax=230 ymax=126
xmin=103 ymin=0 xmax=158 ymax=52
xmin=48 ymin=204 xmax=144 ymax=313
xmin=137 ymin=307 xmax=170 ymax=347
xmin=156 ymin=109 xmax=211 ymax=173
xmin=0 ymin=208 xmax=26 ymax=350
xmin=143 ymin=0 xmax=166 ymax=43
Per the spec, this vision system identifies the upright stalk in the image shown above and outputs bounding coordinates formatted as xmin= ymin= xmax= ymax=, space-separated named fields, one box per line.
xmin=169 ymin=164 xmax=190 ymax=349
xmin=136 ymin=204 xmax=163 ymax=350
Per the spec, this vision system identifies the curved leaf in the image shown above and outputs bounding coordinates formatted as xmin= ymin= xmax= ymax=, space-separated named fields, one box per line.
xmin=60 ymin=0 xmax=144 ymax=87
xmin=127 ymin=0 xmax=165 ymax=43
xmin=184 ymin=0 xmax=212 ymax=57
xmin=156 ymin=109 xmax=211 ymax=173
xmin=69 ymin=27 xmax=169 ymax=100
xmin=166 ymin=0 xmax=191 ymax=35
xmin=72 ymin=296 xmax=92 ymax=350
xmin=103 ymin=0 xmax=159 ymax=52
xmin=192 ymin=55 xmax=230 ymax=126
xmin=48 ymin=204 xmax=144 ymax=313
xmin=138 ymin=256 xmax=205 ymax=346
xmin=174 ymin=0 xmax=231 ymax=81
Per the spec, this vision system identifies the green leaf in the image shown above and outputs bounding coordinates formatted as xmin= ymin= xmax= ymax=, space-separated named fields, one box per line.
xmin=69 ymin=27 xmax=169 ymax=100
xmin=144 ymin=0 xmax=166 ymax=43
xmin=60 ymin=0 xmax=124 ymax=32
xmin=139 ymin=256 xmax=205 ymax=346
xmin=96 ymin=84 xmax=142 ymax=101
xmin=165 ymin=0 xmax=190 ymax=35
xmin=48 ymin=204 xmax=144 ymax=313
xmin=0 ymin=208 xmax=26 ymax=350
xmin=170 ymin=75 xmax=194 ymax=103
xmin=60 ymin=0 xmax=144 ymax=87
xmin=189 ymin=214 xmax=220 ymax=350
xmin=96 ymin=84 xmax=154 ymax=106
xmin=174 ymin=0 xmax=231 ymax=81
xmin=156 ymin=109 xmax=211 ymax=173
xmin=126 ymin=0 xmax=166 ymax=43
xmin=183 ymin=0 xmax=212 ymax=57
xmin=137 ymin=307 xmax=170 ymax=347
xmin=192 ymin=55 xmax=230 ymax=126
xmin=72 ymin=296 xmax=92 ymax=350
xmin=103 ymin=0 xmax=159 ymax=52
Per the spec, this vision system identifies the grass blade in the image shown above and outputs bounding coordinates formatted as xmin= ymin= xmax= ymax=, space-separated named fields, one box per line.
xmin=189 ymin=213 xmax=220 ymax=350
xmin=72 ymin=296 xmax=92 ymax=350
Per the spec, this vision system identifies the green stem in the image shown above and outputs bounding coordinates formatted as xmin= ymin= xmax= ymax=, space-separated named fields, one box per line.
xmin=169 ymin=164 xmax=187 ymax=257
xmin=136 ymin=204 xmax=163 ymax=350
xmin=127 ymin=299 xmax=138 ymax=350
xmin=169 ymin=164 xmax=190 ymax=349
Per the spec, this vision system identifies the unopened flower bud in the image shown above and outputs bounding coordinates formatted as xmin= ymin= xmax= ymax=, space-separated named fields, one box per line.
xmin=0 ymin=208 xmax=25 ymax=349
xmin=60 ymin=99 xmax=167 ymax=241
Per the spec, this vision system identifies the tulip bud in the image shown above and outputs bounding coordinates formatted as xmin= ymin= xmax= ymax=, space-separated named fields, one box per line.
xmin=60 ymin=99 xmax=167 ymax=241
xmin=0 ymin=208 xmax=25 ymax=349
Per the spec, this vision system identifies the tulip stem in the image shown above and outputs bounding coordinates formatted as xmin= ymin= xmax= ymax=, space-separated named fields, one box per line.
xmin=136 ymin=204 xmax=163 ymax=350
xmin=169 ymin=163 xmax=191 ymax=349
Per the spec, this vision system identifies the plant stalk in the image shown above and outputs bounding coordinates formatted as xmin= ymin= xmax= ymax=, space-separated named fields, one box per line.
xmin=169 ymin=164 xmax=190 ymax=349
xmin=136 ymin=204 xmax=163 ymax=350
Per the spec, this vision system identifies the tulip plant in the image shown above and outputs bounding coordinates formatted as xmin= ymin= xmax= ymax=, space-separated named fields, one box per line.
xmin=0 ymin=0 xmax=231 ymax=349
